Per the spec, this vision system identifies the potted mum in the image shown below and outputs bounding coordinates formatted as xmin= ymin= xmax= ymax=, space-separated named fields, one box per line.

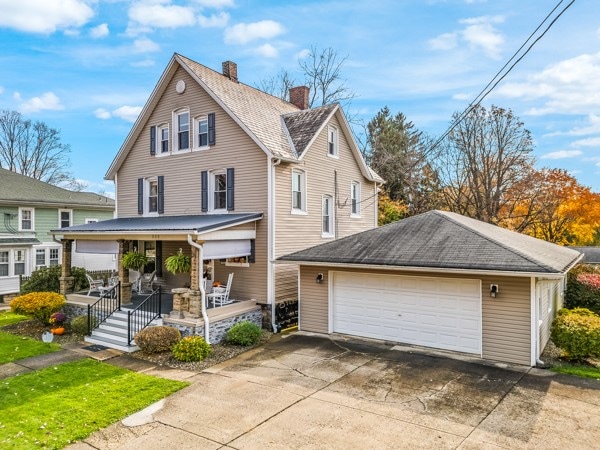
xmin=49 ymin=311 xmax=67 ymax=335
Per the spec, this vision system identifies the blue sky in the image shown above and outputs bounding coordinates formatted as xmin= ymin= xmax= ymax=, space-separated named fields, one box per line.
xmin=0 ymin=0 xmax=598 ymax=196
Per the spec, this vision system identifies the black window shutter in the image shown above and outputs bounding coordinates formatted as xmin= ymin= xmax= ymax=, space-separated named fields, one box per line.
xmin=208 ymin=113 xmax=215 ymax=146
xmin=226 ymin=167 xmax=234 ymax=211
xmin=137 ymin=178 xmax=144 ymax=215
xmin=248 ymin=239 xmax=255 ymax=263
xmin=156 ymin=240 xmax=163 ymax=277
xmin=201 ymin=171 xmax=208 ymax=212
xmin=150 ymin=126 xmax=156 ymax=156
xmin=157 ymin=176 xmax=164 ymax=214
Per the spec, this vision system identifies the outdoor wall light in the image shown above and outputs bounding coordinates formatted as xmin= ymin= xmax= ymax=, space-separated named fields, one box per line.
xmin=316 ymin=273 xmax=324 ymax=284
xmin=490 ymin=284 xmax=499 ymax=298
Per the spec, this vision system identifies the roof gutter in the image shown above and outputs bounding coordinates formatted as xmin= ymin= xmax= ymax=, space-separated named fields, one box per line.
xmin=187 ymin=234 xmax=210 ymax=343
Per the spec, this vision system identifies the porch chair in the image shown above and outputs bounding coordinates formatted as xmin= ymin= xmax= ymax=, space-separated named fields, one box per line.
xmin=207 ymin=273 xmax=234 ymax=307
xmin=129 ymin=270 xmax=141 ymax=293
xmin=98 ymin=276 xmax=119 ymax=296
xmin=139 ymin=270 xmax=156 ymax=294
xmin=85 ymin=274 xmax=104 ymax=296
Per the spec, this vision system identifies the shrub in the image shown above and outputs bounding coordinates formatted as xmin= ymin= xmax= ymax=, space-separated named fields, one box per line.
xmin=551 ymin=308 xmax=600 ymax=360
xmin=10 ymin=292 xmax=66 ymax=325
xmin=21 ymin=265 xmax=89 ymax=294
xmin=172 ymin=335 xmax=212 ymax=362
xmin=70 ymin=315 xmax=97 ymax=335
xmin=226 ymin=321 xmax=262 ymax=346
xmin=565 ymin=265 xmax=600 ymax=315
xmin=134 ymin=326 xmax=181 ymax=353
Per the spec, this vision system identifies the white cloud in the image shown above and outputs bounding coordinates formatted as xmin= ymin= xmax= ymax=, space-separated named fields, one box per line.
xmin=63 ymin=28 xmax=80 ymax=37
xmin=296 ymin=48 xmax=310 ymax=60
xmin=128 ymin=0 xmax=197 ymax=30
xmin=193 ymin=0 xmax=235 ymax=7
xmin=17 ymin=92 xmax=64 ymax=113
xmin=452 ymin=92 xmax=471 ymax=101
xmin=545 ymin=114 xmax=600 ymax=137
xmin=254 ymin=43 xmax=278 ymax=58
xmin=130 ymin=59 xmax=155 ymax=67
xmin=198 ymin=12 xmax=229 ymax=28
xmin=94 ymin=108 xmax=111 ymax=119
xmin=572 ymin=137 xmax=600 ymax=148
xmin=90 ymin=23 xmax=109 ymax=39
xmin=224 ymin=20 xmax=285 ymax=45
xmin=132 ymin=38 xmax=160 ymax=53
xmin=496 ymin=52 xmax=600 ymax=115
xmin=541 ymin=150 xmax=583 ymax=160
xmin=428 ymin=32 xmax=458 ymax=50
xmin=112 ymin=105 xmax=142 ymax=122
xmin=0 ymin=0 xmax=94 ymax=34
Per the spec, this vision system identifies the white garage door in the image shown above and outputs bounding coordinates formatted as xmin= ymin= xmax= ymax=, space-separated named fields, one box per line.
xmin=332 ymin=272 xmax=482 ymax=354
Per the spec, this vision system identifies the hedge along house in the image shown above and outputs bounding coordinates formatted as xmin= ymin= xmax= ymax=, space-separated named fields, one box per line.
xmin=278 ymin=210 xmax=583 ymax=367
xmin=51 ymin=54 xmax=382 ymax=350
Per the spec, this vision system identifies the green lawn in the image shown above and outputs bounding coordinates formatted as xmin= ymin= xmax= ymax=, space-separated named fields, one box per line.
xmin=0 ymin=359 xmax=189 ymax=449
xmin=0 ymin=310 xmax=29 ymax=327
xmin=0 ymin=331 xmax=60 ymax=364
xmin=551 ymin=363 xmax=600 ymax=380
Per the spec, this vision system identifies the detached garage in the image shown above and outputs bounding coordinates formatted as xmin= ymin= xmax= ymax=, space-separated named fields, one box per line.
xmin=278 ymin=210 xmax=582 ymax=367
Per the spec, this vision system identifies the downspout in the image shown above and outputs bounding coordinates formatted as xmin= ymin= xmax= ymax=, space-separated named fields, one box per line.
xmin=269 ymin=158 xmax=281 ymax=332
xmin=187 ymin=234 xmax=209 ymax=343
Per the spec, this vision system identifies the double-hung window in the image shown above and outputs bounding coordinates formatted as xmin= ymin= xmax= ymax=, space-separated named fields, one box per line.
xmin=201 ymin=168 xmax=234 ymax=213
xmin=159 ymin=124 xmax=169 ymax=154
xmin=13 ymin=250 xmax=25 ymax=275
xmin=36 ymin=249 xmax=46 ymax=269
xmin=49 ymin=248 xmax=59 ymax=266
xmin=0 ymin=251 xmax=8 ymax=277
xmin=176 ymin=110 xmax=190 ymax=151
xmin=19 ymin=208 xmax=34 ymax=231
xmin=138 ymin=176 xmax=164 ymax=215
xmin=213 ymin=172 xmax=227 ymax=211
xmin=291 ymin=169 xmax=306 ymax=213
xmin=148 ymin=179 xmax=158 ymax=213
xmin=59 ymin=209 xmax=72 ymax=228
xmin=327 ymin=126 xmax=338 ymax=157
xmin=351 ymin=182 xmax=361 ymax=217
xmin=195 ymin=116 xmax=209 ymax=148
xmin=322 ymin=195 xmax=334 ymax=237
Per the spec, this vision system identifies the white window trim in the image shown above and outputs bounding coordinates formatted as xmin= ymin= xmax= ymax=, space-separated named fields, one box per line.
xmin=144 ymin=177 xmax=159 ymax=217
xmin=156 ymin=123 xmax=170 ymax=156
xmin=291 ymin=169 xmax=307 ymax=215
xmin=18 ymin=207 xmax=35 ymax=232
xmin=85 ymin=218 xmax=98 ymax=224
xmin=193 ymin=115 xmax=210 ymax=151
xmin=209 ymin=170 xmax=228 ymax=213
xmin=10 ymin=248 xmax=28 ymax=277
xmin=58 ymin=209 xmax=73 ymax=228
xmin=173 ymin=109 xmax=191 ymax=153
xmin=327 ymin=126 xmax=339 ymax=159
xmin=350 ymin=181 xmax=361 ymax=218
xmin=322 ymin=194 xmax=335 ymax=238
xmin=0 ymin=249 xmax=10 ymax=277
xmin=35 ymin=248 xmax=47 ymax=269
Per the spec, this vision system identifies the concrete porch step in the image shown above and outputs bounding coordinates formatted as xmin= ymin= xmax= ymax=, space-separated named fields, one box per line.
xmin=85 ymin=335 xmax=139 ymax=353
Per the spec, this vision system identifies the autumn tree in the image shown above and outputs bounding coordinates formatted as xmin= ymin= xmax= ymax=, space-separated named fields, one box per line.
xmin=503 ymin=168 xmax=600 ymax=245
xmin=436 ymin=105 xmax=535 ymax=223
xmin=0 ymin=110 xmax=82 ymax=189
xmin=378 ymin=192 xmax=408 ymax=226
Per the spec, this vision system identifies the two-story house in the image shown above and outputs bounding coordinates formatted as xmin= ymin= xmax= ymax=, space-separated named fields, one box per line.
xmin=0 ymin=168 xmax=115 ymax=297
xmin=53 ymin=54 xmax=382 ymax=347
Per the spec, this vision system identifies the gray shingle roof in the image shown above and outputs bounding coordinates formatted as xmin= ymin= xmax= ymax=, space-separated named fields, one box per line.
xmin=283 ymin=104 xmax=338 ymax=156
xmin=0 ymin=168 xmax=114 ymax=209
xmin=52 ymin=213 xmax=262 ymax=233
xmin=569 ymin=247 xmax=600 ymax=264
xmin=279 ymin=210 xmax=582 ymax=274
xmin=0 ymin=237 xmax=40 ymax=246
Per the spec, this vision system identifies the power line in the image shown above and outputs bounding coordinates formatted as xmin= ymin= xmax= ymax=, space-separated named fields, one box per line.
xmin=427 ymin=0 xmax=576 ymax=154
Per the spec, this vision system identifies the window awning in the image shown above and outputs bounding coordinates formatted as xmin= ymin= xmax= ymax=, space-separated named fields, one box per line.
xmin=203 ymin=240 xmax=251 ymax=259
xmin=0 ymin=237 xmax=40 ymax=247
xmin=76 ymin=240 xmax=119 ymax=254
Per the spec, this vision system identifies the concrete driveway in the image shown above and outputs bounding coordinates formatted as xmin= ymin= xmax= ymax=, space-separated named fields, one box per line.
xmin=71 ymin=333 xmax=600 ymax=449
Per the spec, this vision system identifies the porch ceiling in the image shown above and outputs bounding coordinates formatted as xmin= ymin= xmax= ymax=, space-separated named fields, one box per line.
xmin=51 ymin=213 xmax=262 ymax=241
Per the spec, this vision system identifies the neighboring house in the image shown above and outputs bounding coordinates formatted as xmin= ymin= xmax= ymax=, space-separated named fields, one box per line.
xmin=568 ymin=246 xmax=600 ymax=265
xmin=278 ymin=210 xmax=583 ymax=367
xmin=52 ymin=54 xmax=382 ymax=347
xmin=0 ymin=168 xmax=115 ymax=296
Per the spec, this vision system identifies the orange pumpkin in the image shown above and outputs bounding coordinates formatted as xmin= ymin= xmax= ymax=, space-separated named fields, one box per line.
xmin=51 ymin=327 xmax=65 ymax=335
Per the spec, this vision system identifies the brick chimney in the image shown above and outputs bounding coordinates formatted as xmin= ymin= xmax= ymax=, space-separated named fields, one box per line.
xmin=222 ymin=61 xmax=238 ymax=83
xmin=289 ymin=86 xmax=309 ymax=110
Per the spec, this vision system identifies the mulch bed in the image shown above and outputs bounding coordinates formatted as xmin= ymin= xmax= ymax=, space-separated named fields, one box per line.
xmin=1 ymin=318 xmax=272 ymax=372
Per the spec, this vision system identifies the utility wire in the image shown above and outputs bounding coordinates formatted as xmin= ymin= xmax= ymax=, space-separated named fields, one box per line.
xmin=428 ymin=0 xmax=576 ymax=153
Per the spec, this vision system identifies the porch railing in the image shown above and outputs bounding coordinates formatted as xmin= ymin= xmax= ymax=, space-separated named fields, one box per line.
xmin=127 ymin=286 xmax=162 ymax=345
xmin=87 ymin=282 xmax=121 ymax=335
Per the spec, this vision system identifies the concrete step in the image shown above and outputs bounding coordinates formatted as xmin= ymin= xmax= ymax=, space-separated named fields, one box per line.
xmin=85 ymin=335 xmax=138 ymax=353
xmin=93 ymin=328 xmax=129 ymax=341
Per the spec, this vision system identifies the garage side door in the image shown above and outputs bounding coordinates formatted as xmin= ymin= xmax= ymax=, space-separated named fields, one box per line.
xmin=332 ymin=272 xmax=482 ymax=354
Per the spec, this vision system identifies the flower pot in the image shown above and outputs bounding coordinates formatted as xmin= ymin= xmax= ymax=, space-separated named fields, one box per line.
xmin=51 ymin=327 xmax=65 ymax=335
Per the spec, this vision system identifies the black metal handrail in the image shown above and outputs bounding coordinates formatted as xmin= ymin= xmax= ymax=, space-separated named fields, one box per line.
xmin=87 ymin=282 xmax=121 ymax=335
xmin=127 ymin=286 xmax=162 ymax=345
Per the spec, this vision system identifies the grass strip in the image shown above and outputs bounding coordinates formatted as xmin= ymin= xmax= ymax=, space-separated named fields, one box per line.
xmin=0 ymin=311 xmax=29 ymax=327
xmin=0 ymin=331 xmax=60 ymax=364
xmin=551 ymin=363 xmax=600 ymax=380
xmin=0 ymin=358 xmax=188 ymax=449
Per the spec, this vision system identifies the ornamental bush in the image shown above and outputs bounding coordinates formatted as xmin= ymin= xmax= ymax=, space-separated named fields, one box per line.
xmin=21 ymin=265 xmax=89 ymax=294
xmin=134 ymin=326 xmax=181 ymax=354
xmin=172 ymin=335 xmax=212 ymax=362
xmin=10 ymin=292 xmax=66 ymax=325
xmin=551 ymin=308 xmax=600 ymax=360
xmin=226 ymin=321 xmax=262 ymax=346
xmin=565 ymin=265 xmax=600 ymax=315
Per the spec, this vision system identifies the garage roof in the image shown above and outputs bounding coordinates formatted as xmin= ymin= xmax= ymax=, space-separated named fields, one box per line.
xmin=279 ymin=210 xmax=582 ymax=274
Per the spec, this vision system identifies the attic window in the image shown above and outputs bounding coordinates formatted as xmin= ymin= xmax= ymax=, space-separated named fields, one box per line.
xmin=327 ymin=126 xmax=338 ymax=158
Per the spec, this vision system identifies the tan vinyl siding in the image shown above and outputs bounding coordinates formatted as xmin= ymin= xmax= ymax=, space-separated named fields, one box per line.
xmin=274 ymin=263 xmax=299 ymax=301
xmin=116 ymin=66 xmax=269 ymax=301
xmin=297 ymin=265 xmax=533 ymax=366
xmin=537 ymin=279 xmax=562 ymax=356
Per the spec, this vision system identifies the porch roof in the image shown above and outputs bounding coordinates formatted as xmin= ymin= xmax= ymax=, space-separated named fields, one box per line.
xmin=51 ymin=213 xmax=262 ymax=236
xmin=0 ymin=237 xmax=41 ymax=246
